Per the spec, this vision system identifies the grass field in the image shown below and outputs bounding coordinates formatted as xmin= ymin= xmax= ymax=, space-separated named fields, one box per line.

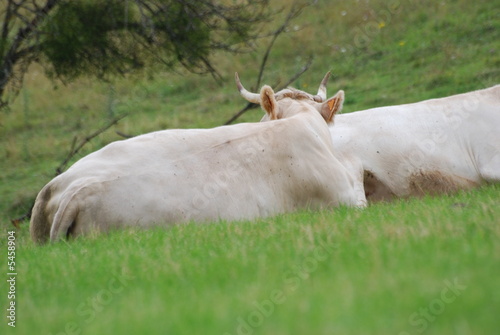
xmin=1 ymin=0 xmax=499 ymax=334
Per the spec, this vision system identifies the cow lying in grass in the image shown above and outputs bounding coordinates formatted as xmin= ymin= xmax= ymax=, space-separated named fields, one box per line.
xmin=284 ymin=72 xmax=500 ymax=202
xmin=30 ymin=78 xmax=366 ymax=244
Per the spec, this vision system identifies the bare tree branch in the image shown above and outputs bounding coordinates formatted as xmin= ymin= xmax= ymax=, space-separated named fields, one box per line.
xmin=255 ymin=1 xmax=310 ymax=91
xmin=223 ymin=56 xmax=313 ymax=125
xmin=1 ymin=0 xmax=16 ymax=42
xmin=116 ymin=130 xmax=134 ymax=139
xmin=223 ymin=103 xmax=258 ymax=126
xmin=274 ymin=56 xmax=313 ymax=91
xmin=223 ymin=1 xmax=314 ymax=125
xmin=11 ymin=0 xmax=58 ymax=46
xmin=55 ymin=114 xmax=128 ymax=175
xmin=10 ymin=113 xmax=128 ymax=226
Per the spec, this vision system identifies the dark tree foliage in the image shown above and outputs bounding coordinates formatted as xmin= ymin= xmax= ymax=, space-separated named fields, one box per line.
xmin=0 ymin=0 xmax=270 ymax=106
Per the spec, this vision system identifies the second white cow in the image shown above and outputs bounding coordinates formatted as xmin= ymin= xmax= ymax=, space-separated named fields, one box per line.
xmin=282 ymin=73 xmax=500 ymax=201
xmin=332 ymin=84 xmax=500 ymax=201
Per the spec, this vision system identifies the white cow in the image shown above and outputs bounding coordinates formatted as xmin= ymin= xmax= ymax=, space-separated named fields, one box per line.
xmin=283 ymin=73 xmax=500 ymax=201
xmin=30 ymin=77 xmax=366 ymax=244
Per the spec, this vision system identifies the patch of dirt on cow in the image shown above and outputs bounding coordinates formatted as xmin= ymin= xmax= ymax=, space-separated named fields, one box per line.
xmin=408 ymin=171 xmax=478 ymax=196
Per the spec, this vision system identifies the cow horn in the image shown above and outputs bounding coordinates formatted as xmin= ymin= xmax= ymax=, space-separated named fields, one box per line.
xmin=235 ymin=72 xmax=260 ymax=104
xmin=316 ymin=71 xmax=331 ymax=102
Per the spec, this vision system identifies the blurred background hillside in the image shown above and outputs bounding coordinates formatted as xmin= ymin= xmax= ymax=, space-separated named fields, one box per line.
xmin=1 ymin=0 xmax=499 ymax=224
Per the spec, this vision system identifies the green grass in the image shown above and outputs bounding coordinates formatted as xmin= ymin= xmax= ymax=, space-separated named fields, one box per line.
xmin=6 ymin=184 xmax=500 ymax=335
xmin=1 ymin=0 xmax=499 ymax=334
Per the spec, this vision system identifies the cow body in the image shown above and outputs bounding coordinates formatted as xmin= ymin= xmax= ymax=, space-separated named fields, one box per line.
xmin=331 ymin=85 xmax=500 ymax=201
xmin=31 ymin=85 xmax=366 ymax=244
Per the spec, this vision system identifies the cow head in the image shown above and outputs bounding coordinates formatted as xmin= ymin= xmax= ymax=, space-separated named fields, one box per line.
xmin=235 ymin=72 xmax=344 ymax=124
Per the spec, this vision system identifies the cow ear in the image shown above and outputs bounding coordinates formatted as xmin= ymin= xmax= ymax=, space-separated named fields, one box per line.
xmin=320 ymin=90 xmax=344 ymax=124
xmin=260 ymin=85 xmax=278 ymax=120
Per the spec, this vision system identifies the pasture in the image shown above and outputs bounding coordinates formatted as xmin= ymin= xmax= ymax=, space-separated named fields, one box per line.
xmin=1 ymin=0 xmax=499 ymax=334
